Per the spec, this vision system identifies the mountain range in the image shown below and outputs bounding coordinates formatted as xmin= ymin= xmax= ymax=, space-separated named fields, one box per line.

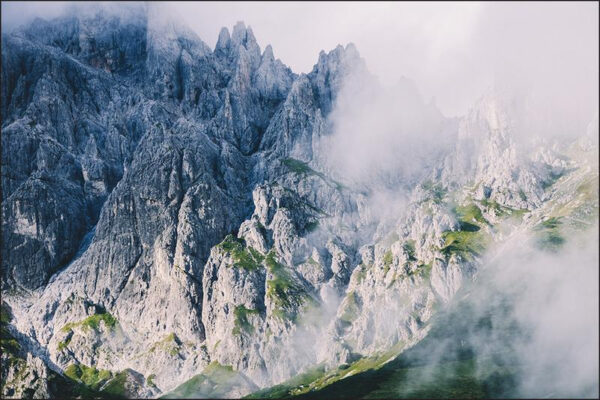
xmin=1 ymin=4 xmax=598 ymax=399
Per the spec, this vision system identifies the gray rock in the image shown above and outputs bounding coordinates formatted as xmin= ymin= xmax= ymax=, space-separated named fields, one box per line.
xmin=2 ymin=4 xmax=597 ymax=398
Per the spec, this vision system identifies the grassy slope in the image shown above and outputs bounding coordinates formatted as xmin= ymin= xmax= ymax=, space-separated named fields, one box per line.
xmin=162 ymin=361 xmax=254 ymax=399
xmin=1 ymin=302 xmax=123 ymax=399
xmin=246 ymin=283 xmax=522 ymax=400
xmin=248 ymin=166 xmax=599 ymax=399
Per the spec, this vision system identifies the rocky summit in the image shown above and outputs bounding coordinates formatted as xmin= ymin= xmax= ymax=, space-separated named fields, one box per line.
xmin=1 ymin=4 xmax=598 ymax=399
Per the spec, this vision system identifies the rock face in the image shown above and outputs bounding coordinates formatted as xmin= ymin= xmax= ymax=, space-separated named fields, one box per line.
xmin=2 ymin=4 xmax=598 ymax=399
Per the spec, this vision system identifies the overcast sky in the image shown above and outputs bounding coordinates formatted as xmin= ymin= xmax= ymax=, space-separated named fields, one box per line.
xmin=2 ymin=1 xmax=598 ymax=117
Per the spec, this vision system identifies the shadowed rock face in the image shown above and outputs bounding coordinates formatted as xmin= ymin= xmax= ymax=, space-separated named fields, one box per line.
xmin=2 ymin=4 xmax=597 ymax=399
xmin=0 ymin=10 xmax=295 ymax=291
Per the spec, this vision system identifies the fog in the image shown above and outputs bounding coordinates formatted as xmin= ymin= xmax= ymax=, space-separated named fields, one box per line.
xmin=398 ymin=224 xmax=600 ymax=398
xmin=2 ymin=1 xmax=598 ymax=397
xmin=3 ymin=2 xmax=597 ymax=117
xmin=497 ymin=230 xmax=599 ymax=398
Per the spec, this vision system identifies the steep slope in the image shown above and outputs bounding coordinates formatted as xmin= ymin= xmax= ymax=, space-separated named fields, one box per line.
xmin=1 ymin=4 xmax=597 ymax=399
xmin=246 ymin=140 xmax=599 ymax=398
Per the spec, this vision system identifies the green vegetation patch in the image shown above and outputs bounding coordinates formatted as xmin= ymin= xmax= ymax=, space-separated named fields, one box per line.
xmin=1 ymin=302 xmax=20 ymax=356
xmin=149 ymin=332 xmax=182 ymax=356
xmin=63 ymin=363 xmax=129 ymax=397
xmin=218 ymin=235 xmax=264 ymax=271
xmin=479 ymin=199 xmax=527 ymax=219
xmin=282 ymin=158 xmax=345 ymax=192
xmin=245 ymin=364 xmax=327 ymax=399
xmin=421 ymin=181 xmax=447 ymax=204
xmin=576 ymin=176 xmax=599 ymax=202
xmin=2 ymin=304 xmax=120 ymax=400
xmin=418 ymin=263 xmax=433 ymax=280
xmin=248 ymin=286 xmax=525 ymax=400
xmin=382 ymin=251 xmax=393 ymax=275
xmin=306 ymin=257 xmax=320 ymax=267
xmin=232 ymin=305 xmax=260 ymax=335
xmin=441 ymin=230 xmax=487 ymax=261
xmin=518 ymin=189 xmax=527 ymax=201
xmin=146 ymin=374 xmax=156 ymax=388
xmin=304 ymin=220 xmax=320 ymax=233
xmin=64 ymin=364 xmax=113 ymax=391
xmin=403 ymin=240 xmax=416 ymax=261
xmin=102 ymin=371 xmax=128 ymax=397
xmin=339 ymin=292 xmax=361 ymax=325
xmin=265 ymin=251 xmax=314 ymax=321
xmin=57 ymin=337 xmax=72 ymax=352
xmin=534 ymin=217 xmax=565 ymax=252
xmin=406 ymin=263 xmax=433 ymax=281
xmin=454 ymin=203 xmax=488 ymax=228
xmin=162 ymin=361 xmax=247 ymax=399
xmin=61 ymin=312 xmax=117 ymax=334
xmin=1 ymin=303 xmax=12 ymax=324
xmin=247 ymin=342 xmax=406 ymax=398
xmin=354 ymin=264 xmax=368 ymax=283
xmin=282 ymin=158 xmax=325 ymax=179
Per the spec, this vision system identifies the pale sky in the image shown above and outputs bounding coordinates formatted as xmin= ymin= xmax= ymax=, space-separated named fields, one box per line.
xmin=2 ymin=1 xmax=598 ymax=117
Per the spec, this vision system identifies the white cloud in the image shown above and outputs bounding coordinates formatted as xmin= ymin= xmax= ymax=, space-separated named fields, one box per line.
xmin=2 ymin=2 xmax=597 ymax=117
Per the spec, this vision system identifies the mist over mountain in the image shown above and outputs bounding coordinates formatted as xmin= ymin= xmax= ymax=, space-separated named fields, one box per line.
xmin=1 ymin=3 xmax=598 ymax=399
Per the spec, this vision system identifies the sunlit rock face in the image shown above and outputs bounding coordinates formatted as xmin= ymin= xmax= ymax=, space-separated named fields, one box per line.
xmin=1 ymin=4 xmax=597 ymax=399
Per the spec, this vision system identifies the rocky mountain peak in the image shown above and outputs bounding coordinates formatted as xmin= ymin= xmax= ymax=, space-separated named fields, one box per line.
xmin=1 ymin=5 xmax=596 ymax=399
xmin=231 ymin=21 xmax=257 ymax=48
xmin=262 ymin=44 xmax=274 ymax=62
xmin=309 ymin=43 xmax=368 ymax=115
xmin=216 ymin=26 xmax=231 ymax=52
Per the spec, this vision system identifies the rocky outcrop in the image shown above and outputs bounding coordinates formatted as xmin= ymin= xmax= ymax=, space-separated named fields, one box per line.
xmin=2 ymin=4 xmax=597 ymax=399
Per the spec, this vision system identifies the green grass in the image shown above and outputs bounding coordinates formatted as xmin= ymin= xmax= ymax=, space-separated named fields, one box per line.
xmin=1 ymin=303 xmax=20 ymax=356
xmin=402 ymin=240 xmax=416 ymax=261
xmin=1 ymin=303 xmax=11 ymax=324
xmin=248 ymin=286 xmax=523 ymax=400
xmin=282 ymin=158 xmax=345 ymax=192
xmin=63 ymin=363 xmax=128 ymax=397
xmin=534 ymin=217 xmax=565 ymax=252
xmin=61 ymin=312 xmax=117 ymax=334
xmin=64 ymin=364 xmax=113 ymax=391
xmin=282 ymin=158 xmax=326 ymax=180
xmin=306 ymin=257 xmax=320 ymax=267
xmin=57 ymin=337 xmax=72 ymax=352
xmin=454 ymin=203 xmax=487 ymax=227
xmin=1 ymin=303 xmax=120 ymax=399
xmin=102 ymin=371 xmax=128 ymax=397
xmin=149 ymin=333 xmax=181 ymax=356
xmin=441 ymin=230 xmax=487 ymax=261
xmin=218 ymin=235 xmax=265 ymax=271
xmin=248 ymin=342 xmax=406 ymax=399
xmin=232 ymin=305 xmax=260 ymax=335
xmin=162 ymin=361 xmax=247 ymax=399
xmin=438 ymin=202 xmax=493 ymax=260
xmin=265 ymin=251 xmax=313 ymax=321
xmin=408 ymin=263 xmax=433 ymax=280
xmin=246 ymin=365 xmax=327 ymax=399
xmin=383 ymin=251 xmax=393 ymax=275
xmin=147 ymin=374 xmax=156 ymax=388
xmin=421 ymin=181 xmax=447 ymax=204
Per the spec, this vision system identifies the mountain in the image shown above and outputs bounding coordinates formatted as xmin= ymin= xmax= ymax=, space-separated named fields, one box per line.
xmin=1 ymin=4 xmax=598 ymax=399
